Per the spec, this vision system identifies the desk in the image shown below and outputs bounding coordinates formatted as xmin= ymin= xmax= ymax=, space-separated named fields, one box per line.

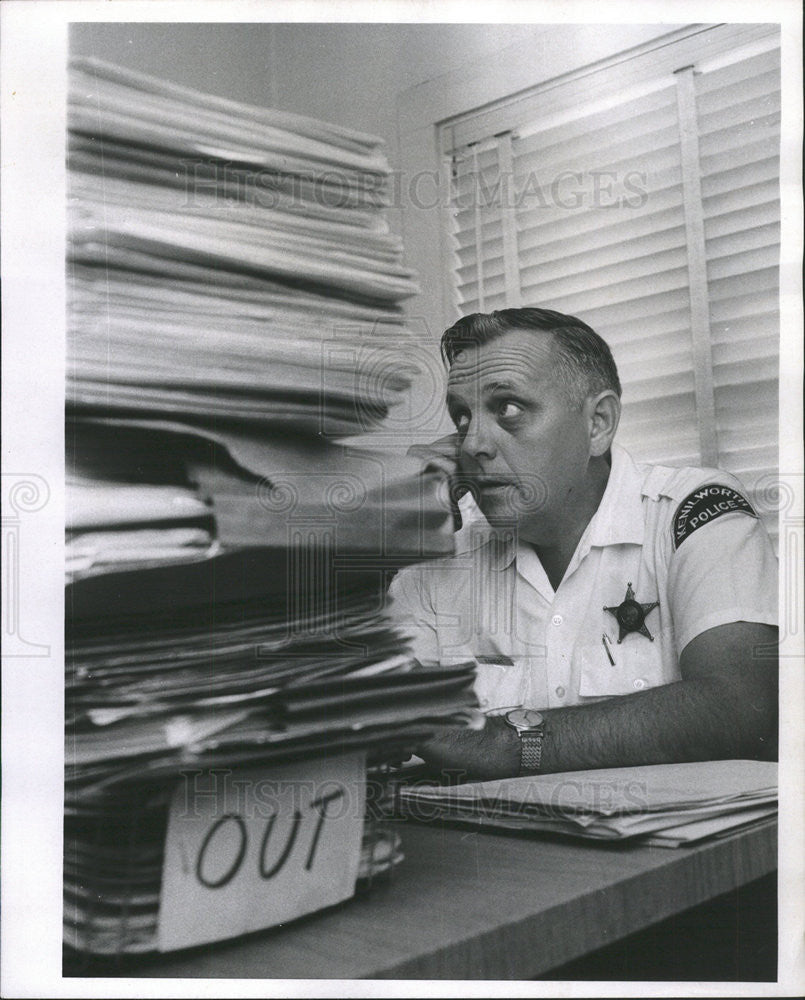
xmin=107 ymin=817 xmax=777 ymax=980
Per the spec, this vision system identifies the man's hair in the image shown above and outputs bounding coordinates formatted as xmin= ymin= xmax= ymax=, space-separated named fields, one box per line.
xmin=440 ymin=307 xmax=622 ymax=409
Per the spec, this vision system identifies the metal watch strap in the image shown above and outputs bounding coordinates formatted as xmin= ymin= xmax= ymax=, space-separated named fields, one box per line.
xmin=519 ymin=730 xmax=543 ymax=774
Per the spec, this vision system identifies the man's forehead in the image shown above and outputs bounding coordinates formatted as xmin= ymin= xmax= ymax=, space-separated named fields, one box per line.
xmin=446 ymin=328 xmax=554 ymax=389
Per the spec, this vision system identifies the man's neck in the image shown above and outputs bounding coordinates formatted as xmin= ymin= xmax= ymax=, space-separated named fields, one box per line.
xmin=523 ymin=454 xmax=612 ymax=591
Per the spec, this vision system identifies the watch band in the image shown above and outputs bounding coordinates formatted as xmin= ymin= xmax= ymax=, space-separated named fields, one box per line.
xmin=519 ymin=730 xmax=544 ymax=774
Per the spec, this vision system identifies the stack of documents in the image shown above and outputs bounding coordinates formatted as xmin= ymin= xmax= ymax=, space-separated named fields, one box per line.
xmin=67 ymin=552 xmax=476 ymax=797
xmin=67 ymin=57 xmax=419 ymax=435
xmin=64 ymin=58 xmax=472 ymax=956
xmin=395 ymin=760 xmax=778 ymax=846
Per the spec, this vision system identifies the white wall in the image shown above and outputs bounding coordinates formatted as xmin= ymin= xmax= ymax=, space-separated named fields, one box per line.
xmin=70 ymin=23 xmax=279 ymax=106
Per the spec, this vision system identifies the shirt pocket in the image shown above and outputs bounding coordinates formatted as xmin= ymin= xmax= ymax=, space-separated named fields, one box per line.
xmin=473 ymin=659 xmax=528 ymax=714
xmin=577 ymin=636 xmax=666 ymax=699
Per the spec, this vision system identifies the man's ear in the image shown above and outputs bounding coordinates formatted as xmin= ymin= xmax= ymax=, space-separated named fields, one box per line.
xmin=585 ymin=390 xmax=621 ymax=457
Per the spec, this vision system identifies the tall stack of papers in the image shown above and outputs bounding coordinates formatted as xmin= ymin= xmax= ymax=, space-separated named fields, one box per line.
xmin=67 ymin=57 xmax=419 ymax=434
xmin=395 ymin=760 xmax=778 ymax=846
xmin=64 ymin=58 xmax=474 ymax=956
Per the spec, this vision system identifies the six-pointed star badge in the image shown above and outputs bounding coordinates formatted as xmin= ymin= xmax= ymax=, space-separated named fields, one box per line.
xmin=604 ymin=582 xmax=659 ymax=642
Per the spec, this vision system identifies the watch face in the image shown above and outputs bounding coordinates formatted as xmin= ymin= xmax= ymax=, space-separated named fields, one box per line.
xmin=505 ymin=708 xmax=544 ymax=729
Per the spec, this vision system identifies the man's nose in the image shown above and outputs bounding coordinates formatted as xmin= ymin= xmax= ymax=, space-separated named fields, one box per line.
xmin=461 ymin=416 xmax=496 ymax=461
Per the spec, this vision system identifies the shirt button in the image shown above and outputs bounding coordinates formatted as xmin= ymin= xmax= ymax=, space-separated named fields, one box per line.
xmin=633 ymin=678 xmax=646 ymax=690
xmin=555 ymin=686 xmax=566 ymax=698
xmin=551 ymin=614 xmax=563 ymax=626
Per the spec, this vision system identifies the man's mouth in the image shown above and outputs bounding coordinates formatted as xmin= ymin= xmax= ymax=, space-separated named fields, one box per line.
xmin=474 ymin=477 xmax=516 ymax=492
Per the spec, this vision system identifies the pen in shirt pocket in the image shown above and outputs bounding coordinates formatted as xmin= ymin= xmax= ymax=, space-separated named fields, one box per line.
xmin=602 ymin=633 xmax=616 ymax=666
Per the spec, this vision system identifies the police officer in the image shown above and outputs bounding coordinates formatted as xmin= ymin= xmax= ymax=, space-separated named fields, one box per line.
xmin=389 ymin=308 xmax=778 ymax=778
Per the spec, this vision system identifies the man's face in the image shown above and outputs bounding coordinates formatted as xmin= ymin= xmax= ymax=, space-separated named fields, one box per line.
xmin=446 ymin=328 xmax=592 ymax=539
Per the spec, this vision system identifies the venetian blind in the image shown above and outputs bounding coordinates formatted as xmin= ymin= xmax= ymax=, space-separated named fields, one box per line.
xmin=441 ymin=24 xmax=781 ymax=548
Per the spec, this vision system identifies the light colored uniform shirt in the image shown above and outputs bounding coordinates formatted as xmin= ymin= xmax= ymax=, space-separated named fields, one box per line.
xmin=388 ymin=445 xmax=778 ymax=714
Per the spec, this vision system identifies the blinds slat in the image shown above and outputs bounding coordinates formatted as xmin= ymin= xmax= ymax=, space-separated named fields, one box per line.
xmin=605 ymin=312 xmax=693 ymax=346
xmin=706 ymin=222 xmax=780 ymax=262
xmin=618 ymin=349 xmax=696 ymax=384
xmin=709 ymin=311 xmax=779 ymax=342
xmin=707 ymin=266 xmax=779 ymax=302
xmin=699 ymin=118 xmax=780 ymax=160
xmin=518 ymin=204 xmax=683 ymax=258
xmin=706 ymin=242 xmax=780 ymax=282
xmin=513 ymin=87 xmax=678 ymax=162
xmin=696 ymin=93 xmax=781 ymax=142
xmin=699 ymin=130 xmax=781 ymax=181
xmin=703 ymin=201 xmax=779 ymax=240
xmin=694 ymin=46 xmax=780 ymax=97
xmin=700 ymin=180 xmax=779 ymax=225
xmin=708 ymin=290 xmax=778 ymax=326
xmin=712 ymin=356 xmax=778 ymax=388
xmin=522 ymin=266 xmax=691 ymax=314
xmin=561 ymin=288 xmax=693 ymax=331
xmin=712 ymin=334 xmax=778 ymax=367
xmin=696 ymin=67 xmax=781 ymax=119
xmin=518 ymin=225 xmax=687 ymax=285
xmin=455 ymin=238 xmax=504 ymax=269
xmin=700 ymin=157 xmax=779 ymax=200
xmin=514 ymin=181 xmax=683 ymax=238
xmin=514 ymin=120 xmax=680 ymax=181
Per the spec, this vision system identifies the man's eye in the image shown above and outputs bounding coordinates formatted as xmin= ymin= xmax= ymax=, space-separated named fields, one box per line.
xmin=497 ymin=401 xmax=523 ymax=420
xmin=453 ymin=412 xmax=470 ymax=434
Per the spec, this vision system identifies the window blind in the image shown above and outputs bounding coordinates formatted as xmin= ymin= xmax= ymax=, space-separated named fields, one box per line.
xmin=441 ymin=24 xmax=781 ymax=549
xmin=697 ymin=43 xmax=781 ymax=547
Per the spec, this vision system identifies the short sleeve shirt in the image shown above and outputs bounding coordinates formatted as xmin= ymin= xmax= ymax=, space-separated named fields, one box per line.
xmin=387 ymin=445 xmax=778 ymax=714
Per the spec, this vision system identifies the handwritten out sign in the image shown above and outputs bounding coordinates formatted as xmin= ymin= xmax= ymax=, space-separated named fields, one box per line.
xmin=158 ymin=753 xmax=366 ymax=951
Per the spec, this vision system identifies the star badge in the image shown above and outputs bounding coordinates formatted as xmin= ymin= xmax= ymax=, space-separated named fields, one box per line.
xmin=604 ymin=582 xmax=659 ymax=642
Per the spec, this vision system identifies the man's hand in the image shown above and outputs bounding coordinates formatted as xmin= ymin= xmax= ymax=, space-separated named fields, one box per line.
xmin=407 ymin=433 xmax=468 ymax=529
xmin=407 ymin=433 xmax=463 ymax=479
xmin=416 ymin=715 xmax=521 ymax=782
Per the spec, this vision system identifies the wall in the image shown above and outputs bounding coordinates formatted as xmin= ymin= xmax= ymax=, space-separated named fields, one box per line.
xmin=69 ymin=23 xmax=279 ymax=106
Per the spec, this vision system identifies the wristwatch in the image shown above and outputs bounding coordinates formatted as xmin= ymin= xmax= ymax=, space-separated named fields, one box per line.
xmin=504 ymin=708 xmax=546 ymax=774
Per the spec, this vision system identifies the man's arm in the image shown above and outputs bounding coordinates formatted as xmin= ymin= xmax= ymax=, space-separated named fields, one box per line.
xmin=417 ymin=621 xmax=778 ymax=780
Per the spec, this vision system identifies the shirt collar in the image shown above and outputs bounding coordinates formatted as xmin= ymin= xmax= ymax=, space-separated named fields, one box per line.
xmin=454 ymin=443 xmax=646 ymax=571
xmin=586 ymin=443 xmax=646 ymax=548
xmin=453 ymin=496 xmax=515 ymax=570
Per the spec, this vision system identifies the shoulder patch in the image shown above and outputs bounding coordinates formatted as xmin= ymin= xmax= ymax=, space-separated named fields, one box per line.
xmin=672 ymin=483 xmax=757 ymax=549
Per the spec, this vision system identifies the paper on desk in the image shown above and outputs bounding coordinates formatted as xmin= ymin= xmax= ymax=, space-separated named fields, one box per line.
xmin=402 ymin=760 xmax=778 ymax=812
xmin=396 ymin=760 xmax=778 ymax=843
xmin=407 ymin=794 xmax=778 ymax=841
xmin=641 ymin=804 xmax=778 ymax=847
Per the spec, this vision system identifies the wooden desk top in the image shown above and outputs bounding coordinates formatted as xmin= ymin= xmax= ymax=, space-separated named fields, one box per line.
xmin=120 ymin=818 xmax=777 ymax=980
